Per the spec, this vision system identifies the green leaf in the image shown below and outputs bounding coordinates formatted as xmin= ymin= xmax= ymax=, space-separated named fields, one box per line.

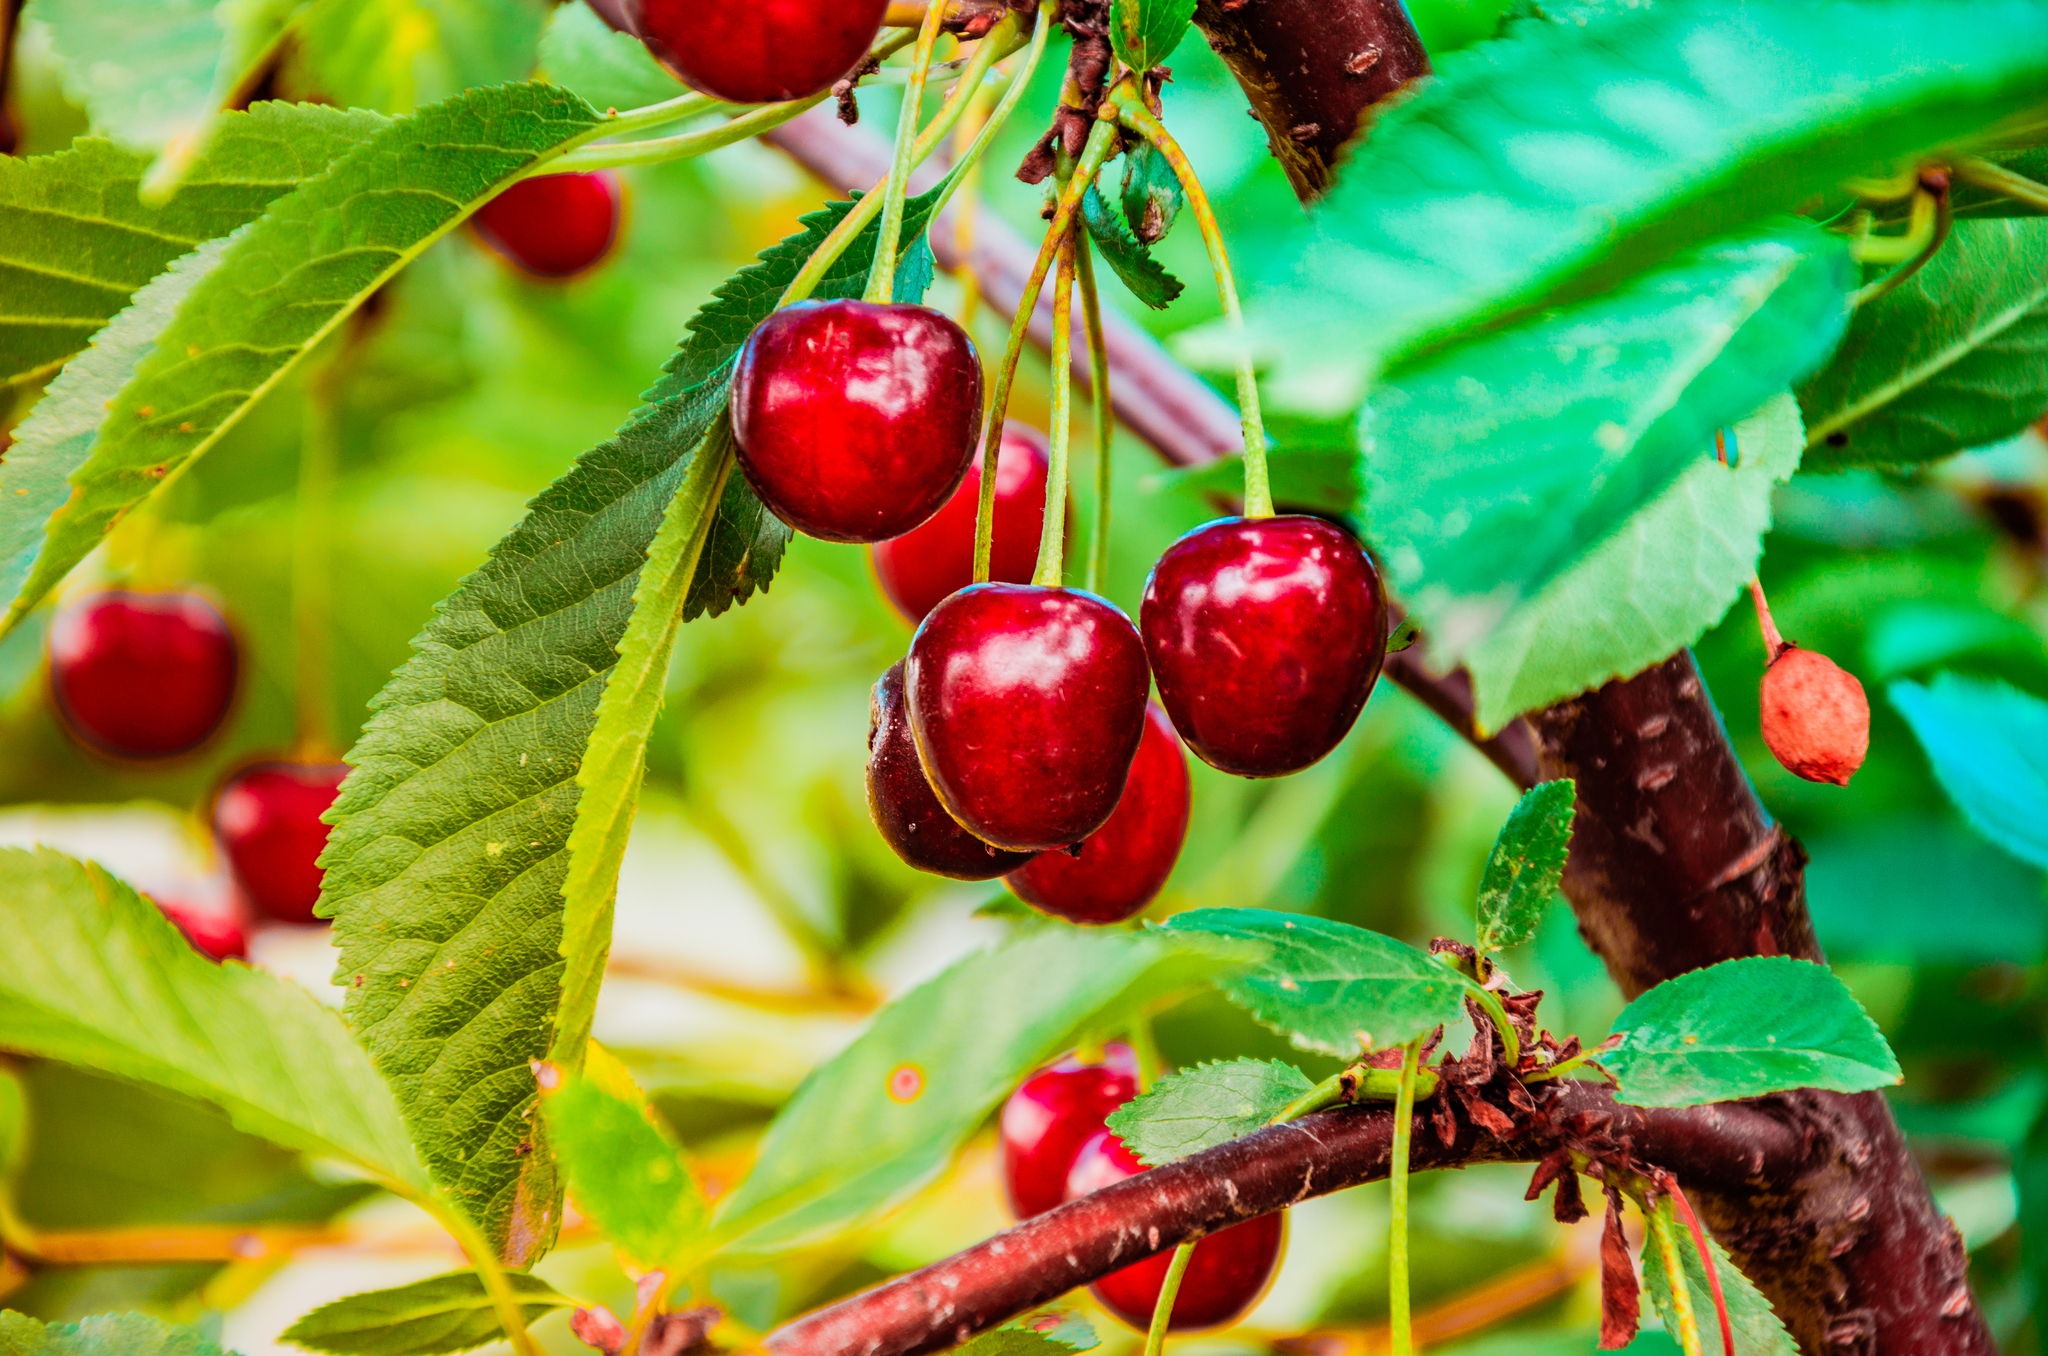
xmin=953 ymin=1328 xmax=1097 ymax=1356
xmin=0 ymin=846 xmax=427 ymax=1192
xmin=538 ymin=0 xmax=682 ymax=115
xmin=1104 ymin=1059 xmax=1312 ymax=1166
xmin=1080 ymin=186 xmax=1183 ymax=310
xmin=1641 ymin=1221 xmax=1797 ymax=1356
xmin=1110 ymin=0 xmax=1196 ymax=73
xmin=0 ymin=81 xmax=607 ymax=637
xmin=539 ymin=1046 xmax=706 ymax=1272
xmin=1474 ymin=779 xmax=1575 ymax=957
xmin=1159 ymin=908 xmax=1467 ymax=1057
xmin=1119 ymin=139 xmax=1183 ymax=245
xmin=1890 ymin=673 xmax=2048 ymax=869
xmin=0 ymin=101 xmax=386 ymax=387
xmin=1148 ymin=445 xmax=1362 ymax=516
xmin=1234 ymin=0 xmax=2048 ymax=410
xmin=1604 ymin=957 xmax=1902 ymax=1108
xmin=286 ymin=0 xmax=548 ymax=115
xmin=711 ymin=928 xmax=1220 ymax=1249
xmin=1799 ymin=219 xmax=2048 ymax=468
xmin=280 ymin=1271 xmax=573 ymax=1356
xmin=0 ymin=1312 xmax=236 ymax=1356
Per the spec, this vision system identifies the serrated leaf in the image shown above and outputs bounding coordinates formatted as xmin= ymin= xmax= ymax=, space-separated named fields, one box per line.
xmin=281 ymin=1271 xmax=573 ymax=1356
xmin=1104 ymin=1058 xmax=1312 ymax=1166
xmin=1080 ymin=186 xmax=1183 ymax=309
xmin=1110 ymin=0 xmax=1196 ymax=73
xmin=1234 ymin=0 xmax=2048 ymax=410
xmin=1799 ymin=219 xmax=2048 ymax=468
xmin=1474 ymin=780 xmax=1575 ymax=956
xmin=1604 ymin=957 xmax=1902 ymax=1108
xmin=1890 ymin=673 xmax=2048 ymax=869
xmin=540 ymin=1046 xmax=706 ymax=1271
xmin=1119 ymin=138 xmax=1182 ymax=245
xmin=1641 ymin=1221 xmax=1798 ymax=1356
xmin=954 ymin=1329 xmax=1096 ymax=1356
xmin=1149 ymin=445 xmax=1362 ymax=515
xmin=0 ymin=101 xmax=386 ymax=387
xmin=286 ymin=0 xmax=547 ymax=115
xmin=0 ymin=1312 xmax=236 ymax=1356
xmin=711 ymin=928 xmax=1225 ymax=1250
xmin=1159 ymin=908 xmax=1466 ymax=1057
xmin=0 ymin=847 xmax=427 ymax=1192
xmin=538 ymin=0 xmax=684 ymax=116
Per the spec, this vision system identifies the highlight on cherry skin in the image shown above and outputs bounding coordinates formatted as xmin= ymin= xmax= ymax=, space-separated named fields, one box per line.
xmin=867 ymin=659 xmax=1037 ymax=880
xmin=870 ymin=423 xmax=1055 ymax=624
xmin=998 ymin=1044 xmax=1141 ymax=1221
xmin=732 ymin=299 xmax=984 ymax=544
xmin=213 ymin=762 xmax=349 ymax=925
xmin=1142 ymin=515 xmax=1389 ymax=779
xmin=627 ymin=0 xmax=890 ymax=105
xmin=46 ymin=589 xmax=239 ymax=761
xmin=1007 ymin=701 xmax=1190 ymax=925
xmin=471 ymin=170 xmax=623 ymax=279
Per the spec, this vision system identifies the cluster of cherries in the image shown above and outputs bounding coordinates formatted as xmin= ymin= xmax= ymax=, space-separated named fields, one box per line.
xmin=1001 ymin=1044 xmax=1284 ymax=1330
xmin=44 ymin=591 xmax=347 ymax=959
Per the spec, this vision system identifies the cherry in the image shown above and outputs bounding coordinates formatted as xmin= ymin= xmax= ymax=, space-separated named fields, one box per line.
xmin=906 ymin=584 xmax=1150 ymax=852
xmin=1141 ymin=516 xmax=1387 ymax=778
xmin=627 ymin=0 xmax=889 ymax=105
xmin=472 ymin=171 xmax=622 ymax=278
xmin=213 ymin=762 xmax=348 ymax=925
xmin=150 ymin=897 xmax=248 ymax=962
xmin=867 ymin=660 xmax=1036 ymax=880
xmin=1760 ymin=646 xmax=1869 ymax=786
xmin=1007 ymin=702 xmax=1188 ymax=924
xmin=47 ymin=590 xmax=238 ymax=760
xmin=1065 ymin=1128 xmax=1286 ymax=1331
xmin=999 ymin=1044 xmax=1140 ymax=1220
xmin=732 ymin=300 xmax=983 ymax=544
xmin=869 ymin=424 xmax=1053 ymax=624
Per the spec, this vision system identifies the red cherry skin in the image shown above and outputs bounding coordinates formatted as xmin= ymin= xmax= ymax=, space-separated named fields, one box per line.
xmin=733 ymin=300 xmax=983 ymax=544
xmin=47 ymin=590 xmax=238 ymax=759
xmin=870 ymin=424 xmax=1052 ymax=624
xmin=151 ymin=897 xmax=248 ymax=962
xmin=1141 ymin=516 xmax=1387 ymax=778
xmin=999 ymin=1044 xmax=1140 ymax=1220
xmin=213 ymin=763 xmax=348 ymax=925
xmin=906 ymin=584 xmax=1151 ymax=852
xmin=1007 ymin=703 xmax=1189 ymax=924
xmin=868 ymin=660 xmax=1036 ymax=880
xmin=627 ymin=0 xmax=889 ymax=104
xmin=1065 ymin=1129 xmax=1286 ymax=1331
xmin=472 ymin=171 xmax=622 ymax=278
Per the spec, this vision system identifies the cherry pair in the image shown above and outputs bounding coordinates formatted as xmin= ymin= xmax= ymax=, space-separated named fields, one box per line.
xmin=1001 ymin=1047 xmax=1284 ymax=1331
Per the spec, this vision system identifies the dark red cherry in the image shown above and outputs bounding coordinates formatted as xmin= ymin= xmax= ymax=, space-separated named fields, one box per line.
xmin=1141 ymin=516 xmax=1387 ymax=778
xmin=1065 ymin=1129 xmax=1286 ymax=1331
xmin=1007 ymin=703 xmax=1188 ymax=924
xmin=47 ymin=590 xmax=237 ymax=759
xmin=627 ymin=0 xmax=889 ymax=104
xmin=870 ymin=424 xmax=1052 ymax=624
xmin=906 ymin=584 xmax=1150 ymax=852
xmin=151 ymin=897 xmax=248 ymax=962
xmin=732 ymin=300 xmax=983 ymax=544
xmin=472 ymin=171 xmax=622 ymax=278
xmin=867 ymin=661 xmax=1036 ymax=880
xmin=214 ymin=762 xmax=348 ymax=925
xmin=999 ymin=1044 xmax=1140 ymax=1220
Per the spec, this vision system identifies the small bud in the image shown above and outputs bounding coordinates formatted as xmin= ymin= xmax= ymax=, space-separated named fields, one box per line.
xmin=1759 ymin=646 xmax=1870 ymax=786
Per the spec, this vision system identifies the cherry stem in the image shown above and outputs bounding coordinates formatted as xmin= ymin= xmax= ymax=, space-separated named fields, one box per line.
xmin=1850 ymin=176 xmax=1952 ymax=309
xmin=1032 ymin=232 xmax=1079 ymax=586
xmin=1648 ymin=1194 xmax=1707 ymax=1356
xmin=1142 ymin=1242 xmax=1196 ymax=1356
xmin=1748 ymin=578 xmax=1786 ymax=664
xmin=1075 ymin=231 xmax=1114 ymax=594
xmin=1664 ymin=1176 xmax=1736 ymax=1356
xmin=973 ymin=113 xmax=1123 ymax=582
xmin=1464 ymin=980 xmax=1523 ymax=1070
xmin=866 ymin=0 xmax=951 ymax=303
xmin=423 ymin=1194 xmax=539 ymax=1356
xmin=1388 ymin=1037 xmax=1423 ymax=1356
xmin=1113 ymin=97 xmax=1270 ymax=517
xmin=294 ymin=359 xmax=340 ymax=761
xmin=1954 ymin=153 xmax=2048 ymax=212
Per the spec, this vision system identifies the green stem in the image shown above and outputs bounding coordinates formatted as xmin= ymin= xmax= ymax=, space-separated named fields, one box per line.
xmin=1114 ymin=97 xmax=1269 ymax=517
xmin=1143 ymin=1242 xmax=1197 ymax=1356
xmin=866 ymin=0 xmax=950 ymax=303
xmin=1851 ymin=185 xmax=1952 ymax=308
xmin=1461 ymin=980 xmax=1523 ymax=1070
xmin=1388 ymin=1038 xmax=1422 ymax=1356
xmin=423 ymin=1196 xmax=538 ymax=1356
xmin=1953 ymin=153 xmax=2048 ymax=213
xmin=1126 ymin=1009 xmax=1165 ymax=1091
xmin=1271 ymin=1062 xmax=1440 ymax=1124
xmin=1075 ymin=232 xmax=1114 ymax=594
xmin=1649 ymin=1195 xmax=1706 ymax=1356
xmin=1031 ymin=233 xmax=1078 ymax=586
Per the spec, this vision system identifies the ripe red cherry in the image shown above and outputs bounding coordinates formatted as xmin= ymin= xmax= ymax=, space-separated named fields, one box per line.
xmin=1007 ymin=703 xmax=1189 ymax=924
xmin=1141 ymin=516 xmax=1387 ymax=778
xmin=151 ymin=897 xmax=248 ymax=962
xmin=47 ymin=590 xmax=237 ymax=759
xmin=869 ymin=424 xmax=1052 ymax=624
xmin=213 ymin=762 xmax=348 ymax=925
xmin=906 ymin=584 xmax=1150 ymax=852
xmin=999 ymin=1044 xmax=1140 ymax=1220
xmin=733 ymin=300 xmax=983 ymax=544
xmin=628 ymin=0 xmax=889 ymax=104
xmin=472 ymin=171 xmax=622 ymax=278
xmin=867 ymin=661 xmax=1036 ymax=880
xmin=1065 ymin=1129 xmax=1286 ymax=1331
